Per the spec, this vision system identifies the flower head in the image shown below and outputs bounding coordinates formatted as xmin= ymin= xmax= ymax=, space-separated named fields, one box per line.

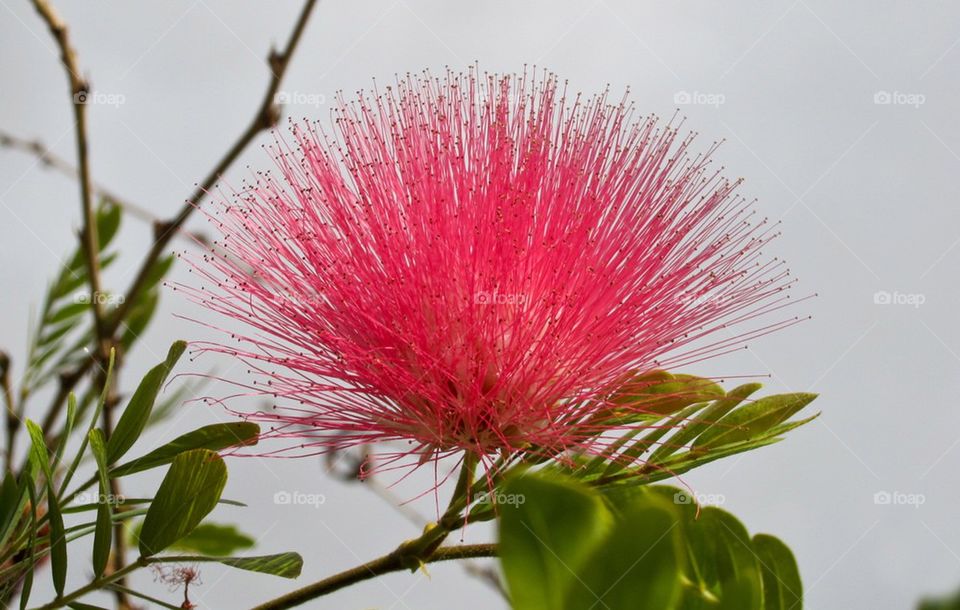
xmin=179 ymin=69 xmax=797 ymax=474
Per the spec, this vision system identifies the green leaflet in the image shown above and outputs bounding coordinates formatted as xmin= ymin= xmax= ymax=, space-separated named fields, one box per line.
xmin=499 ymin=471 xmax=804 ymax=610
xmin=106 ymin=340 xmax=186 ymax=464
xmin=111 ymin=422 xmax=259 ymax=477
xmin=138 ymin=449 xmax=227 ymax=556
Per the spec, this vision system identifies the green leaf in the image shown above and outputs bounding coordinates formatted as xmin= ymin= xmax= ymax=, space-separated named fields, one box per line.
xmin=691 ymin=507 xmax=764 ymax=609
xmin=647 ymin=383 xmax=763 ymax=464
xmin=19 ymin=479 xmax=38 ymax=610
xmin=919 ymin=590 xmax=960 ymax=610
xmin=49 ymin=203 xmax=121 ymax=299
xmin=88 ymin=429 xmax=113 ymax=578
xmin=753 ymin=534 xmax=803 ymax=610
xmin=610 ymin=370 xmax=724 ymax=417
xmin=112 ymin=422 xmax=260 ymax=477
xmin=0 ymin=471 xmax=20 ymax=545
xmin=499 ymin=472 xmax=613 ymax=610
xmin=601 ymin=401 xmax=711 ymax=478
xmin=146 ymin=552 xmax=303 ymax=578
xmin=693 ymin=393 xmax=818 ymax=449
xmin=166 ymin=522 xmax=255 ymax=556
xmin=142 ymin=253 xmax=175 ymax=291
xmin=59 ymin=350 xmax=114 ymax=497
xmin=24 ymin=419 xmax=68 ymax=595
xmin=650 ymin=437 xmax=785 ymax=482
xmin=53 ymin=393 xmax=78 ymax=469
xmin=67 ymin=603 xmax=109 ymax=610
xmin=24 ymin=420 xmax=53 ymax=482
xmin=24 ymin=202 xmax=123 ymax=394
xmin=599 ymin=486 xmax=794 ymax=610
xmin=563 ymin=494 xmax=684 ymax=610
xmin=138 ymin=449 xmax=227 ymax=556
xmin=46 ymin=485 xmax=68 ymax=596
xmin=107 ymin=340 xmax=187 ymax=463
xmin=217 ymin=552 xmax=303 ymax=578
xmin=46 ymin=301 xmax=89 ymax=325
xmin=39 ymin=320 xmax=80 ymax=348
xmin=0 ymin=472 xmax=32 ymax=556
xmin=119 ymin=290 xmax=158 ymax=351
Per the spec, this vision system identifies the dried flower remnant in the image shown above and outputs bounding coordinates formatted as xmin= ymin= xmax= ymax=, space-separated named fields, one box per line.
xmin=152 ymin=564 xmax=202 ymax=609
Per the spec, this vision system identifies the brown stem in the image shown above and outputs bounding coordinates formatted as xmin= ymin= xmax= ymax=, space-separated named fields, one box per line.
xmin=1 ymin=351 xmax=17 ymax=469
xmin=249 ymin=544 xmax=498 ymax=610
xmin=29 ymin=1 xmax=122 ymax=603
xmin=29 ymin=0 xmax=107 ymax=357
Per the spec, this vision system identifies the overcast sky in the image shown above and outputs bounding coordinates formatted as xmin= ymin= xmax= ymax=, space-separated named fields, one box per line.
xmin=2 ymin=1 xmax=960 ymax=608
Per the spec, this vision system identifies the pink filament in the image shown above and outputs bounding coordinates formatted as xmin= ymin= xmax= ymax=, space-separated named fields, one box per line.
xmin=175 ymin=68 xmax=798 ymax=470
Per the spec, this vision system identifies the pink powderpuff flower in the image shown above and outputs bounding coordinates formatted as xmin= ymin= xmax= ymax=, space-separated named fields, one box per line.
xmin=176 ymin=69 xmax=799 ymax=479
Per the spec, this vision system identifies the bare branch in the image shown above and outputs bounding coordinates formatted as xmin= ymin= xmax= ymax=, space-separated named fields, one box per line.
xmin=1 ymin=351 xmax=18 ymax=470
xmin=29 ymin=0 xmax=107 ymax=353
xmin=0 ymin=129 xmax=209 ymax=243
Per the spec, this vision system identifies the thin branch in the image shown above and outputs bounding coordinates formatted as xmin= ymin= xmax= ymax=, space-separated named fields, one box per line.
xmin=363 ymin=476 xmax=508 ymax=597
xmin=28 ymin=1 xmax=126 ymax=605
xmin=106 ymin=0 xmax=319 ymax=336
xmin=1 ymin=351 xmax=18 ymax=469
xmin=0 ymin=129 xmax=211 ymax=245
xmin=249 ymin=544 xmax=498 ymax=610
xmin=328 ymin=448 xmax=507 ymax=597
xmin=0 ymin=130 xmax=157 ymax=226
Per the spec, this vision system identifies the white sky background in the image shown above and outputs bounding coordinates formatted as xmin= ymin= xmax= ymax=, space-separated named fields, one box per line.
xmin=1 ymin=1 xmax=959 ymax=608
